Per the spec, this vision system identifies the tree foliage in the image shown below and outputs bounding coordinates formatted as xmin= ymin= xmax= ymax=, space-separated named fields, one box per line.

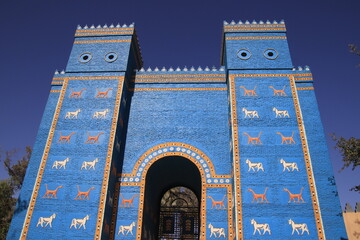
xmin=0 ymin=147 xmax=31 ymax=240
xmin=332 ymin=135 xmax=360 ymax=193
xmin=349 ymin=44 xmax=360 ymax=56
xmin=348 ymin=44 xmax=360 ymax=67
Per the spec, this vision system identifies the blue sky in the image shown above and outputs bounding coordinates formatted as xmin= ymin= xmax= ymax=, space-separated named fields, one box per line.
xmin=0 ymin=0 xmax=359 ymax=209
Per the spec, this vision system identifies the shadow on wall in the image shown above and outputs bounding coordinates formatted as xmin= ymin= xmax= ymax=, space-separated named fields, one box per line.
xmin=14 ymin=196 xmax=29 ymax=214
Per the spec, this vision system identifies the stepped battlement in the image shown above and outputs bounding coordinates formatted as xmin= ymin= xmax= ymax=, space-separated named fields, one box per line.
xmin=74 ymin=23 xmax=135 ymax=37
xmin=223 ymin=19 xmax=286 ymax=33
xmin=135 ymin=66 xmax=225 ymax=73
xmin=293 ymin=66 xmax=311 ymax=71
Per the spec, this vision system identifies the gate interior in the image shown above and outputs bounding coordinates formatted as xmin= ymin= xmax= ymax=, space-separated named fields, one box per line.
xmin=158 ymin=187 xmax=199 ymax=240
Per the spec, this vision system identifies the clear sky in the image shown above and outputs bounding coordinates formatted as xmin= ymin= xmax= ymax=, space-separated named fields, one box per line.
xmin=0 ymin=0 xmax=359 ymax=209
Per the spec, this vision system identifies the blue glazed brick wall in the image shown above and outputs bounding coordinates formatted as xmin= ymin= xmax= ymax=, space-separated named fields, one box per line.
xmin=296 ymin=79 xmax=347 ymax=239
xmin=8 ymin=22 xmax=347 ymax=240
xmin=7 ymin=86 xmax=61 ymax=240
xmin=123 ymin=82 xmax=231 ymax=175
xmin=25 ymin=74 xmax=125 ymax=240
xmin=224 ymin=33 xmax=293 ymax=70
xmin=66 ymin=36 xmax=132 ymax=73
xmin=232 ymin=70 xmax=317 ymax=239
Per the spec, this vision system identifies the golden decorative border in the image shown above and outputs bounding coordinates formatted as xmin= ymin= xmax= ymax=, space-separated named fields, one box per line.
xmin=130 ymin=87 xmax=227 ymax=91
xmin=290 ymin=76 xmax=324 ymax=239
xmin=50 ymin=90 xmax=61 ymax=93
xmin=297 ymin=87 xmax=314 ymax=91
xmin=294 ymin=77 xmax=313 ymax=81
xmin=226 ymin=36 xmax=287 ymax=40
xmin=224 ymin=28 xmax=286 ymax=32
xmin=74 ymin=39 xmax=131 ymax=44
xmin=132 ymin=144 xmax=209 ymax=240
xmin=293 ymin=73 xmax=312 ymax=77
xmin=109 ymin=182 xmax=121 ymax=240
xmin=51 ymin=81 xmax=63 ymax=85
xmin=121 ymin=142 xmax=222 ymax=178
xmin=228 ymin=75 xmax=243 ymax=239
xmin=229 ymin=73 xmax=312 ymax=78
xmin=132 ymin=78 xmax=225 ymax=83
xmin=95 ymin=76 xmax=124 ymax=239
xmin=134 ymin=74 xmax=225 ymax=78
xmin=20 ymin=78 xmax=68 ymax=239
xmin=224 ymin=24 xmax=285 ymax=28
xmin=65 ymin=76 xmax=120 ymax=80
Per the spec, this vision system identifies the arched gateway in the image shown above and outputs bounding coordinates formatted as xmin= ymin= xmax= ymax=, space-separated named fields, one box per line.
xmin=7 ymin=21 xmax=346 ymax=240
xmin=118 ymin=143 xmax=229 ymax=239
xmin=143 ymin=156 xmax=201 ymax=239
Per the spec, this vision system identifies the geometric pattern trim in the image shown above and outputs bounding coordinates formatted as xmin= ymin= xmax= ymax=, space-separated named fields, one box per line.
xmin=120 ymin=142 xmax=232 ymax=239
xmin=290 ymin=76 xmax=325 ymax=239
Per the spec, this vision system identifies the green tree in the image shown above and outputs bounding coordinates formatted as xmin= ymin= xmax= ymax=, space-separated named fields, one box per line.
xmin=0 ymin=147 xmax=31 ymax=240
xmin=332 ymin=135 xmax=360 ymax=192
xmin=348 ymin=44 xmax=360 ymax=67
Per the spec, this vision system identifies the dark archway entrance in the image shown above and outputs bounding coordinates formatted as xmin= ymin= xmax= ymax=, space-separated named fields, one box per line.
xmin=141 ymin=156 xmax=201 ymax=240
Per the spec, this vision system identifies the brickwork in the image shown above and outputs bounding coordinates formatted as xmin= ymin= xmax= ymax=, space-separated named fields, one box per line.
xmin=7 ymin=21 xmax=347 ymax=239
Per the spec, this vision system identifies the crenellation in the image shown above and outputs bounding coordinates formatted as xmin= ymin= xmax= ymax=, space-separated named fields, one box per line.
xmin=134 ymin=66 xmax=226 ymax=72
xmin=76 ymin=23 xmax=134 ymax=31
xmin=224 ymin=19 xmax=286 ymax=26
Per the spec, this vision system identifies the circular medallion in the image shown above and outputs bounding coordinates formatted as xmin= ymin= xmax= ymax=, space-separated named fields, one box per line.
xmin=79 ymin=53 xmax=92 ymax=63
xmin=104 ymin=52 xmax=118 ymax=62
xmin=264 ymin=49 xmax=278 ymax=60
xmin=237 ymin=49 xmax=252 ymax=60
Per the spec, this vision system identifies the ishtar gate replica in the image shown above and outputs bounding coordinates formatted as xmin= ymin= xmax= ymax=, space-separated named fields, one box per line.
xmin=8 ymin=20 xmax=347 ymax=240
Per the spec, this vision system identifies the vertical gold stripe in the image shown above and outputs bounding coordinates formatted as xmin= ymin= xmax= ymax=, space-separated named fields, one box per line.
xmin=20 ymin=78 xmax=68 ymax=239
xmin=227 ymin=185 xmax=234 ymax=239
xmin=109 ymin=182 xmax=121 ymax=240
xmin=229 ymin=75 xmax=243 ymax=239
xmin=94 ymin=76 xmax=124 ymax=239
xmin=290 ymin=76 xmax=325 ymax=239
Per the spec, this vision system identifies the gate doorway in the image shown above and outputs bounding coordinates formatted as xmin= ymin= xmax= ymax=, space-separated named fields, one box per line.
xmin=158 ymin=187 xmax=199 ymax=239
xmin=141 ymin=156 xmax=201 ymax=240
